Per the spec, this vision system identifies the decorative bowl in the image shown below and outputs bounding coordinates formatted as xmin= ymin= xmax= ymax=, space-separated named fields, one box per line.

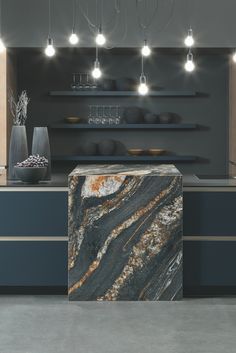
xmin=128 ymin=149 xmax=143 ymax=156
xmin=14 ymin=166 xmax=47 ymax=184
xmin=148 ymin=149 xmax=166 ymax=156
xmin=65 ymin=117 xmax=81 ymax=124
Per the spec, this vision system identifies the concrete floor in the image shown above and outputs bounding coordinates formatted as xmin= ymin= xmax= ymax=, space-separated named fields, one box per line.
xmin=0 ymin=296 xmax=236 ymax=353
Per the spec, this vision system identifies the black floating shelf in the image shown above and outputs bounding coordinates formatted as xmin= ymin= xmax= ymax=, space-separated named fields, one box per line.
xmin=49 ymin=123 xmax=197 ymax=130
xmin=52 ymin=155 xmax=197 ymax=163
xmin=49 ymin=90 xmax=198 ymax=97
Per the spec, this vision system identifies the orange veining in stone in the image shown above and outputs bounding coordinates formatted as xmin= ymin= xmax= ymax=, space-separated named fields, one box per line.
xmin=90 ymin=175 xmax=125 ymax=193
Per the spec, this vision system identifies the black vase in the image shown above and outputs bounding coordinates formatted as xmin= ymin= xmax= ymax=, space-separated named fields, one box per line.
xmin=8 ymin=126 xmax=28 ymax=180
xmin=32 ymin=127 xmax=51 ymax=180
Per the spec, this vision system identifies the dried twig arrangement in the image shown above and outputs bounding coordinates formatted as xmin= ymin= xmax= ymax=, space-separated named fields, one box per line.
xmin=8 ymin=90 xmax=30 ymax=126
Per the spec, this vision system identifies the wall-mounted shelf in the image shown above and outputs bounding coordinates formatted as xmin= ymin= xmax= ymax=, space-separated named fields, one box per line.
xmin=49 ymin=90 xmax=199 ymax=97
xmin=52 ymin=155 xmax=197 ymax=163
xmin=49 ymin=123 xmax=197 ymax=130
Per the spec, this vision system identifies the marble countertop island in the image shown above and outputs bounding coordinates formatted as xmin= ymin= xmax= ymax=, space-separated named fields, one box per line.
xmin=68 ymin=164 xmax=183 ymax=301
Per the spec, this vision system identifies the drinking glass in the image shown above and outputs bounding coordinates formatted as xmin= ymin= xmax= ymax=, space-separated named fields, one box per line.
xmin=71 ymin=73 xmax=77 ymax=90
xmin=88 ymin=105 xmax=93 ymax=124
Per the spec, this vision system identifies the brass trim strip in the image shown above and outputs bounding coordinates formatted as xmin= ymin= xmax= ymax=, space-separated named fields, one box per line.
xmin=184 ymin=236 xmax=236 ymax=241
xmin=0 ymin=236 xmax=68 ymax=241
xmin=0 ymin=187 xmax=68 ymax=192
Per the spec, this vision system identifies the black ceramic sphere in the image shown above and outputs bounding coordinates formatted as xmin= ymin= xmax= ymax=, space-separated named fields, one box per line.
xmin=116 ymin=78 xmax=136 ymax=91
xmin=144 ymin=113 xmax=159 ymax=124
xmin=101 ymin=79 xmax=116 ymax=91
xmin=159 ymin=112 xmax=175 ymax=124
xmin=113 ymin=141 xmax=127 ymax=155
xmin=81 ymin=142 xmax=98 ymax=156
xmin=98 ymin=139 xmax=116 ymax=156
xmin=123 ymin=107 xmax=143 ymax=124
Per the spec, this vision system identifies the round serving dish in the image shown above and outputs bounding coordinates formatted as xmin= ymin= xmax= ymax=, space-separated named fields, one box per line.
xmin=148 ymin=149 xmax=166 ymax=156
xmin=65 ymin=117 xmax=81 ymax=124
xmin=128 ymin=149 xmax=143 ymax=156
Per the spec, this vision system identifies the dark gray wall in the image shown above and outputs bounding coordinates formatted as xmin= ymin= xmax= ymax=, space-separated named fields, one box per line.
xmin=2 ymin=0 xmax=236 ymax=48
xmin=16 ymin=48 xmax=228 ymax=175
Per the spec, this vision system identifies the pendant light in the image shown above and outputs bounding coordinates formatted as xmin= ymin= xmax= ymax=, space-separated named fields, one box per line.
xmin=184 ymin=28 xmax=194 ymax=47
xmin=45 ymin=0 xmax=56 ymax=57
xmin=95 ymin=0 xmax=106 ymax=46
xmin=185 ymin=50 xmax=195 ymax=72
xmin=0 ymin=0 xmax=6 ymax=53
xmin=138 ymin=56 xmax=149 ymax=95
xmin=92 ymin=46 xmax=102 ymax=79
xmin=141 ymin=39 xmax=151 ymax=57
xmin=95 ymin=26 xmax=106 ymax=46
xmin=69 ymin=0 xmax=79 ymax=45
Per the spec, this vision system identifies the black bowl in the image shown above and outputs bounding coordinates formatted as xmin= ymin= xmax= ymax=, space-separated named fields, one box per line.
xmin=14 ymin=166 xmax=47 ymax=184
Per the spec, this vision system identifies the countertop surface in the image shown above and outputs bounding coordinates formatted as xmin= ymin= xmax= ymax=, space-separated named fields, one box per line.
xmin=69 ymin=164 xmax=181 ymax=177
xmin=0 ymin=173 xmax=68 ymax=188
xmin=1 ymin=171 xmax=236 ymax=189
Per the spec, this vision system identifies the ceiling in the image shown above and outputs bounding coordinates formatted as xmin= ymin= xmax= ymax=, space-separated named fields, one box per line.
xmin=2 ymin=0 xmax=236 ymax=48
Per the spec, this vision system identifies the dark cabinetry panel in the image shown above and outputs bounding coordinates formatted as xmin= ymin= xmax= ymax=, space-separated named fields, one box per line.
xmin=184 ymin=192 xmax=236 ymax=236
xmin=0 ymin=241 xmax=67 ymax=286
xmin=0 ymin=192 xmax=68 ymax=236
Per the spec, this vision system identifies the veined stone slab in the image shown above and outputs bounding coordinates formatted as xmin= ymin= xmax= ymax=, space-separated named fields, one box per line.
xmin=68 ymin=164 xmax=183 ymax=301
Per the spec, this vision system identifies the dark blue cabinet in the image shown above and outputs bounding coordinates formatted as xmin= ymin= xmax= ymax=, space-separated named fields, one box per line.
xmin=0 ymin=190 xmax=68 ymax=290
xmin=0 ymin=241 xmax=67 ymax=286
xmin=183 ymin=191 xmax=236 ymax=295
xmin=0 ymin=192 xmax=68 ymax=236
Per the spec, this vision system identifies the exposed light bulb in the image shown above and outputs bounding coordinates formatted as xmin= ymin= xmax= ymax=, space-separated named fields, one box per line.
xmin=138 ymin=74 xmax=149 ymax=95
xmin=95 ymin=28 xmax=106 ymax=46
xmin=92 ymin=59 xmax=102 ymax=79
xmin=141 ymin=40 xmax=151 ymax=56
xmin=45 ymin=37 xmax=56 ymax=57
xmin=232 ymin=51 xmax=236 ymax=63
xmin=185 ymin=52 xmax=195 ymax=72
xmin=138 ymin=82 xmax=149 ymax=95
xmin=0 ymin=38 xmax=6 ymax=53
xmin=184 ymin=28 xmax=194 ymax=47
xmin=69 ymin=31 xmax=79 ymax=45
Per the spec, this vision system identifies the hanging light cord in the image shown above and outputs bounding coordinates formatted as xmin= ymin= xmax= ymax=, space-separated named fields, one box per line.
xmin=80 ymin=0 xmax=120 ymax=34
xmin=136 ymin=0 xmax=159 ymax=38
xmin=0 ymin=0 xmax=3 ymax=36
xmin=141 ymin=55 xmax=144 ymax=75
xmin=48 ymin=0 xmax=52 ymax=37
xmin=72 ymin=0 xmax=77 ymax=31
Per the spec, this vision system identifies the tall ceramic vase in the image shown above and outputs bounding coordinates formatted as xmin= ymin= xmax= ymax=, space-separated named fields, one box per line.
xmin=8 ymin=125 xmax=28 ymax=180
xmin=32 ymin=127 xmax=51 ymax=180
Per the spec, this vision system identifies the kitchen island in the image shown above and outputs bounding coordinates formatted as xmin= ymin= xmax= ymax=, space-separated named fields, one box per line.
xmin=68 ymin=164 xmax=183 ymax=301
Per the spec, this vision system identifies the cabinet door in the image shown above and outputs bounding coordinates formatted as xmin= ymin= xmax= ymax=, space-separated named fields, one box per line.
xmin=0 ymin=241 xmax=67 ymax=286
xmin=184 ymin=192 xmax=236 ymax=236
xmin=0 ymin=191 xmax=68 ymax=236
xmin=183 ymin=191 xmax=236 ymax=294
